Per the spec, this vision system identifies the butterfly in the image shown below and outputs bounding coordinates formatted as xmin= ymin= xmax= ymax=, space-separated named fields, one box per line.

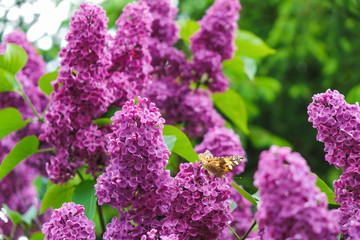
xmin=198 ymin=150 xmax=244 ymax=178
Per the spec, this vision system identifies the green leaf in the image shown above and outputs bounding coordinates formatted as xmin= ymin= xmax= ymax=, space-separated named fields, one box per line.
xmin=346 ymin=84 xmax=360 ymax=104
xmin=0 ymin=43 xmax=28 ymax=74
xmin=33 ymin=176 xmax=48 ymax=200
xmin=177 ymin=19 xmax=200 ymax=44
xmin=21 ymin=206 xmax=38 ymax=225
xmin=314 ymin=174 xmax=339 ymax=205
xmin=93 ymin=117 xmax=114 ymax=127
xmin=0 ymin=43 xmax=28 ymax=92
xmin=72 ymin=180 xmax=97 ymax=220
xmin=31 ymin=232 xmax=45 ymax=240
xmin=242 ymin=56 xmax=257 ymax=80
xmin=164 ymin=135 xmax=176 ymax=152
xmin=163 ymin=125 xmax=198 ymax=163
xmin=230 ymin=199 xmax=236 ymax=213
xmin=0 ymin=136 xmax=39 ymax=180
xmin=212 ymin=89 xmax=249 ymax=135
xmin=101 ymin=106 xmax=121 ymax=118
xmin=231 ymin=182 xmax=258 ymax=207
xmin=2 ymin=204 xmax=22 ymax=225
xmin=248 ymin=125 xmax=292 ymax=149
xmin=254 ymin=76 xmax=282 ymax=103
xmin=38 ymin=70 xmax=58 ymax=96
xmin=40 ymin=182 xmax=74 ymax=214
xmin=0 ymin=69 xmax=21 ymax=92
xmin=235 ymin=30 xmax=276 ymax=59
xmin=0 ymin=107 xmax=31 ymax=140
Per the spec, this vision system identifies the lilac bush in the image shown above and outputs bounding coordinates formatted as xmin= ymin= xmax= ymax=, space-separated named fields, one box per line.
xmin=1 ymin=0 xmax=351 ymax=240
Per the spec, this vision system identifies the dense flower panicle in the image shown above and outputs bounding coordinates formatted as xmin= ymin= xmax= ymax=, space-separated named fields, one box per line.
xmin=189 ymin=0 xmax=240 ymax=92
xmin=307 ymin=89 xmax=360 ymax=218
xmin=195 ymin=127 xmax=247 ymax=176
xmin=42 ymin=202 xmax=95 ymax=240
xmin=59 ymin=3 xmax=111 ymax=76
xmin=190 ymin=0 xmax=240 ymax=61
xmin=161 ymin=162 xmax=232 ymax=239
xmin=95 ymin=97 xmax=174 ymax=213
xmin=254 ymin=146 xmax=340 ymax=240
xmin=142 ymin=0 xmax=179 ymax=44
xmin=308 ymin=89 xmax=360 ymax=170
xmin=109 ymin=1 xmax=153 ymax=106
xmin=42 ymin=3 xmax=112 ymax=183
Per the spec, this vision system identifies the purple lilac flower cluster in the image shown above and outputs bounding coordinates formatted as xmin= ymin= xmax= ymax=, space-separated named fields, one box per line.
xmin=308 ymin=89 xmax=360 ymax=237
xmin=189 ymin=0 xmax=240 ymax=92
xmin=42 ymin=202 xmax=95 ymax=240
xmin=95 ymin=97 xmax=176 ymax=239
xmin=41 ymin=3 xmax=112 ymax=183
xmin=254 ymin=146 xmax=340 ymax=240
xmin=109 ymin=1 xmax=153 ymax=107
xmin=161 ymin=162 xmax=232 ymax=239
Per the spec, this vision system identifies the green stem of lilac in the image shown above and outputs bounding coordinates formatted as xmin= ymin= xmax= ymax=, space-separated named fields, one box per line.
xmin=76 ymin=170 xmax=84 ymax=181
xmin=228 ymin=225 xmax=241 ymax=240
xmin=19 ymin=89 xmax=43 ymax=123
xmin=42 ymin=102 xmax=50 ymax=119
xmin=37 ymin=148 xmax=55 ymax=153
xmin=97 ymin=202 xmax=106 ymax=235
xmin=240 ymin=220 xmax=257 ymax=240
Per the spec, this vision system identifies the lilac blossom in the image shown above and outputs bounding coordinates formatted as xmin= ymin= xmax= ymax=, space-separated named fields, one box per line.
xmin=95 ymin=97 xmax=173 ymax=211
xmin=97 ymin=97 xmax=176 ymax=239
xmin=109 ymin=1 xmax=153 ymax=107
xmin=308 ymin=89 xmax=360 ymax=171
xmin=189 ymin=0 xmax=241 ymax=92
xmin=254 ymin=146 xmax=340 ymax=240
xmin=308 ymin=89 xmax=360 ymax=237
xmin=41 ymin=3 xmax=112 ymax=183
xmin=161 ymin=162 xmax=232 ymax=239
xmin=42 ymin=202 xmax=95 ymax=240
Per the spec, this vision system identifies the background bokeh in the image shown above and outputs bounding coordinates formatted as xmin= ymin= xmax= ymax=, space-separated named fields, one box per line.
xmin=2 ymin=0 xmax=359 ymax=194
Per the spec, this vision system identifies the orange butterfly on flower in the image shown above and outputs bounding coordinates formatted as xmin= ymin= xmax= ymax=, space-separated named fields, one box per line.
xmin=198 ymin=150 xmax=244 ymax=178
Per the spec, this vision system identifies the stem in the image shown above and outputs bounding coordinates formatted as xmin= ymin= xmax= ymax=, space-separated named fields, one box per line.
xmin=37 ymin=148 xmax=55 ymax=153
xmin=228 ymin=225 xmax=241 ymax=240
xmin=19 ymin=89 xmax=43 ymax=123
xmin=240 ymin=220 xmax=257 ymax=240
xmin=9 ymin=224 xmax=17 ymax=240
xmin=42 ymin=102 xmax=50 ymax=119
xmin=76 ymin=170 xmax=84 ymax=181
xmin=97 ymin=202 xmax=106 ymax=235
